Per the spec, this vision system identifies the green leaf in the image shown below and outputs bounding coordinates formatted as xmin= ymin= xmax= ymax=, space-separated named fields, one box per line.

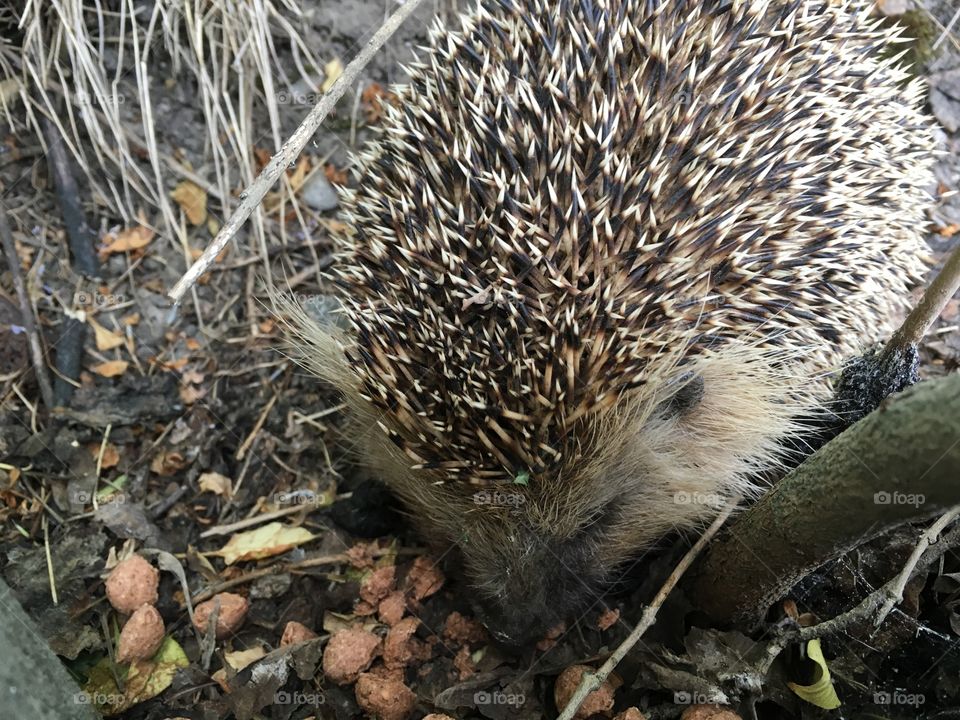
xmin=514 ymin=471 xmax=529 ymax=486
xmin=787 ymin=638 xmax=841 ymax=710
xmin=81 ymin=636 xmax=189 ymax=716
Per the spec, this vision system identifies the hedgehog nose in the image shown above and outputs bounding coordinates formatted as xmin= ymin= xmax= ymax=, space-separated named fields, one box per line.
xmin=470 ymin=598 xmax=541 ymax=650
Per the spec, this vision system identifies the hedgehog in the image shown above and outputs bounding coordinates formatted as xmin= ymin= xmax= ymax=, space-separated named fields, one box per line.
xmin=284 ymin=0 xmax=935 ymax=645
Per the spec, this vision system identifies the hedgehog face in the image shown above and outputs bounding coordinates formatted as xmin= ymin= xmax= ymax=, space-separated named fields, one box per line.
xmin=458 ymin=503 xmax=613 ymax=646
xmin=283 ymin=312 xmax=813 ymax=645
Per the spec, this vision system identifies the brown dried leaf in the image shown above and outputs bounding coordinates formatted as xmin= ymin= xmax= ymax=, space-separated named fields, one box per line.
xmin=100 ymin=224 xmax=154 ymax=257
xmin=150 ymin=450 xmax=187 ymax=476
xmin=89 ymin=319 xmax=126 ymax=351
xmin=198 ymin=472 xmax=233 ymax=498
xmin=321 ymin=58 xmax=344 ymax=92
xmin=170 ymin=181 xmax=208 ymax=225
xmin=90 ymin=360 xmax=129 ymax=378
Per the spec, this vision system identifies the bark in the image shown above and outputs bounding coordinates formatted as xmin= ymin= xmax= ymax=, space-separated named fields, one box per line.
xmin=689 ymin=373 xmax=960 ymax=626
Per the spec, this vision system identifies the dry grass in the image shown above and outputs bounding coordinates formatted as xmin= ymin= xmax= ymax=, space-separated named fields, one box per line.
xmin=2 ymin=0 xmax=326 ymax=261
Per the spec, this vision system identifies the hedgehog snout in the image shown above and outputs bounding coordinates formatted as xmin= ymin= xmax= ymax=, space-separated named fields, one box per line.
xmin=463 ymin=522 xmax=609 ymax=648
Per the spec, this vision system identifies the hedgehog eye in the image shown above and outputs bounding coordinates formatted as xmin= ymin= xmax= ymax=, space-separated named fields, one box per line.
xmin=661 ymin=372 xmax=704 ymax=418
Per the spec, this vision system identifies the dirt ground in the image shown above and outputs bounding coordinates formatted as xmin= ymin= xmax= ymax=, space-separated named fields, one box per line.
xmin=2 ymin=1 xmax=960 ymax=720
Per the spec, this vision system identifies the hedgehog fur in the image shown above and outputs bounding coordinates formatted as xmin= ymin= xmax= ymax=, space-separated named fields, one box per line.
xmin=286 ymin=0 xmax=935 ymax=645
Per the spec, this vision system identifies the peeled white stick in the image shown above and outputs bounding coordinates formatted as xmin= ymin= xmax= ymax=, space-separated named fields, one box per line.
xmin=168 ymin=0 xmax=428 ymax=304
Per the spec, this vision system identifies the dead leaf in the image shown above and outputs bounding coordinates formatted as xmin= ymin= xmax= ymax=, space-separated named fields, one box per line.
xmin=91 ymin=360 xmax=129 ymax=378
xmin=100 ymin=223 xmax=154 ymax=258
xmin=198 ymin=472 xmax=233 ymax=498
xmin=287 ymin=156 xmax=311 ymax=190
xmin=324 ymin=163 xmax=349 ymax=186
xmin=321 ymin=58 xmax=344 ymax=92
xmin=150 ymin=451 xmax=188 ymax=476
xmin=88 ymin=442 xmax=121 ymax=469
xmin=224 ymin=647 xmax=266 ymax=671
xmin=179 ymin=384 xmax=206 ymax=404
xmin=361 ymin=82 xmax=399 ymax=124
xmin=216 ymin=522 xmax=315 ymax=565
xmin=171 ymin=181 xmax=208 ymax=225
xmin=89 ymin=319 xmax=126 ymax=351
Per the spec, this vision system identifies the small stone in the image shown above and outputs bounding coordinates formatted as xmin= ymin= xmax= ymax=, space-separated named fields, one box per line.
xmin=105 ymin=555 xmax=159 ymax=614
xmin=322 ymin=627 xmax=382 ymax=684
xmin=404 ymin=557 xmax=444 ymax=600
xmin=192 ymin=592 xmax=249 ymax=639
xmin=383 ymin=617 xmax=422 ymax=669
xmin=355 ymin=672 xmax=417 ymax=720
xmin=116 ymin=604 xmax=165 ymax=663
xmin=360 ymin=565 xmax=397 ymax=606
xmin=680 ymin=705 xmax=742 ymax=720
xmin=301 ymin=172 xmax=339 ymax=212
xmin=442 ymin=611 xmax=486 ymax=644
xmin=378 ymin=590 xmax=407 ymax=625
xmin=280 ymin=621 xmax=318 ymax=646
xmin=614 ymin=709 xmax=647 ymax=720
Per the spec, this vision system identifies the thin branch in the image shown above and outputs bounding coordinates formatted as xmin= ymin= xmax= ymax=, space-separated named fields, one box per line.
xmin=800 ymin=527 xmax=960 ymax=642
xmin=758 ymin=522 xmax=960 ymax=675
xmin=0 ymin=204 xmax=54 ymax=409
xmin=168 ymin=0 xmax=429 ymax=304
xmin=557 ymin=499 xmax=739 ymax=720
xmin=885 ymin=240 xmax=960 ymax=353
xmin=874 ymin=505 xmax=960 ymax=627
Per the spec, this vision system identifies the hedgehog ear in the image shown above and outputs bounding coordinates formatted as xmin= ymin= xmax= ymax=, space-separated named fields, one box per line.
xmin=659 ymin=372 xmax=705 ymax=418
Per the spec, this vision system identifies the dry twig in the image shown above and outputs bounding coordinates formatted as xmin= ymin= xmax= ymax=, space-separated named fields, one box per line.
xmin=874 ymin=505 xmax=960 ymax=627
xmin=557 ymin=499 xmax=739 ymax=720
xmin=168 ymin=0 xmax=429 ymax=303
xmin=0 ymin=205 xmax=54 ymax=409
xmin=884 ymin=240 xmax=960 ymax=356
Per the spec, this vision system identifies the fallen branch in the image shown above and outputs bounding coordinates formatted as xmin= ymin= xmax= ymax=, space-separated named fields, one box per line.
xmin=52 ymin=318 xmax=86 ymax=408
xmin=887 ymin=240 xmax=960 ymax=352
xmin=689 ymin=373 xmax=960 ymax=625
xmin=39 ymin=114 xmax=99 ymax=278
xmin=167 ymin=0 xmax=429 ymax=304
xmin=557 ymin=499 xmax=738 ymax=720
xmin=873 ymin=505 xmax=960 ymax=627
xmin=758 ymin=521 xmax=960 ymax=675
xmin=0 ymin=204 xmax=54 ymax=409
